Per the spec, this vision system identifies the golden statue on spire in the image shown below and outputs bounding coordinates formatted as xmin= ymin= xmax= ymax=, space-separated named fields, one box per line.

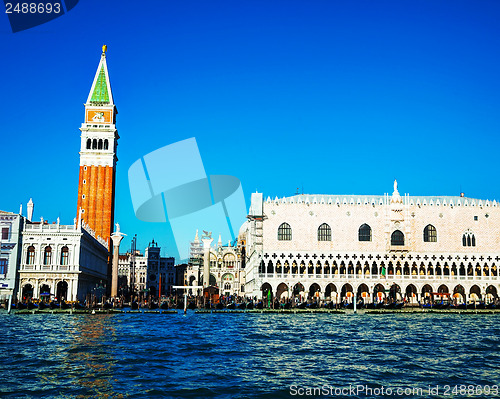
xmin=102 ymin=44 xmax=107 ymax=54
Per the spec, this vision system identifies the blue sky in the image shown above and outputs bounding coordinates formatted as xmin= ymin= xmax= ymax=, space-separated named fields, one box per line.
xmin=1 ymin=1 xmax=500 ymax=260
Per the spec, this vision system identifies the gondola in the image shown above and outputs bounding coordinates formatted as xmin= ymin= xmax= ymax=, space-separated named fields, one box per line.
xmin=148 ymin=302 xmax=159 ymax=310
xmin=38 ymin=301 xmax=48 ymax=310
xmin=26 ymin=301 xmax=36 ymax=310
xmin=227 ymin=303 xmax=236 ymax=310
xmin=216 ymin=302 xmax=224 ymax=310
xmin=307 ymin=302 xmax=318 ymax=309
xmin=255 ymin=301 xmax=264 ymax=309
xmin=486 ymin=303 xmax=496 ymax=309
xmin=130 ymin=301 xmax=139 ymax=310
xmin=236 ymin=303 xmax=246 ymax=310
xmin=297 ymin=302 xmax=308 ymax=309
xmin=60 ymin=301 xmax=70 ymax=310
xmin=50 ymin=301 xmax=60 ymax=310
xmin=160 ymin=302 xmax=170 ymax=310
xmin=187 ymin=302 xmax=196 ymax=310
xmin=246 ymin=302 xmax=254 ymax=310
xmin=74 ymin=302 xmax=85 ymax=310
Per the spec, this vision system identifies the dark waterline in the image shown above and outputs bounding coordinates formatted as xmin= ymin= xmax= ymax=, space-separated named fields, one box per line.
xmin=0 ymin=312 xmax=499 ymax=399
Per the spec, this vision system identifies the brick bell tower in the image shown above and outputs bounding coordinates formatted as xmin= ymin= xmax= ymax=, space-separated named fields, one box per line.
xmin=76 ymin=45 xmax=118 ymax=249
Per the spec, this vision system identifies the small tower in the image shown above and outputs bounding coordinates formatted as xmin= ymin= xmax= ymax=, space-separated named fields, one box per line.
xmin=76 ymin=45 xmax=119 ymax=248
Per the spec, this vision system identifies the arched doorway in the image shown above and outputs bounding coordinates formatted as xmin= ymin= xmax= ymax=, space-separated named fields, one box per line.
xmin=486 ymin=285 xmax=498 ymax=304
xmin=357 ymin=284 xmax=369 ymax=303
xmin=292 ymin=283 xmax=305 ymax=301
xmin=340 ymin=283 xmax=353 ymax=303
xmin=261 ymin=282 xmax=273 ymax=306
xmin=421 ymin=284 xmax=433 ymax=302
xmin=56 ymin=281 xmax=68 ymax=301
xmin=325 ymin=283 xmax=337 ymax=302
xmin=309 ymin=283 xmax=321 ymax=300
xmin=469 ymin=285 xmax=481 ymax=302
xmin=276 ymin=283 xmax=289 ymax=301
xmin=373 ymin=283 xmax=385 ymax=303
xmin=22 ymin=284 xmax=33 ymax=301
xmin=39 ymin=284 xmax=51 ymax=302
xmin=405 ymin=284 xmax=417 ymax=304
xmin=389 ymin=283 xmax=401 ymax=302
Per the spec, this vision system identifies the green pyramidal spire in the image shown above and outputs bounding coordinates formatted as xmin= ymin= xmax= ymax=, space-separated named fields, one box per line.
xmin=86 ymin=46 xmax=114 ymax=106
xmin=90 ymin=65 xmax=110 ymax=104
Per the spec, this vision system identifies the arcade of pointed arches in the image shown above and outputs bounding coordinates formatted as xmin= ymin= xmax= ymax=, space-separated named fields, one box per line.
xmin=257 ymin=251 xmax=499 ymax=303
xmin=260 ymin=281 xmax=498 ymax=304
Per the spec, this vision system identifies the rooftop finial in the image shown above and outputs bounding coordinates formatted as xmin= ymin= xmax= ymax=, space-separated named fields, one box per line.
xmin=102 ymin=44 xmax=107 ymax=54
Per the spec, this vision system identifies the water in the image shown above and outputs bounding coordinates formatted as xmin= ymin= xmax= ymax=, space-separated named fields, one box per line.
xmin=0 ymin=312 xmax=499 ymax=398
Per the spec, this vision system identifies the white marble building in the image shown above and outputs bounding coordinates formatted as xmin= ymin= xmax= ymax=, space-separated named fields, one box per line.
xmin=18 ymin=215 xmax=109 ymax=302
xmin=242 ymin=182 xmax=500 ymax=304
xmin=0 ymin=209 xmax=24 ymax=302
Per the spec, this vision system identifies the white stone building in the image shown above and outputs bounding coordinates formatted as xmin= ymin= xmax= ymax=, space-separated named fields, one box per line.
xmin=18 ymin=216 xmax=109 ymax=302
xmin=0 ymin=210 xmax=24 ymax=302
xmin=242 ymin=182 xmax=500 ymax=304
xmin=118 ymin=250 xmax=147 ymax=296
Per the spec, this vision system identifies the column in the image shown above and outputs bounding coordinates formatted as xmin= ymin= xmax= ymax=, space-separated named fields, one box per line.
xmin=202 ymin=235 xmax=213 ymax=288
xmin=110 ymin=228 xmax=124 ymax=298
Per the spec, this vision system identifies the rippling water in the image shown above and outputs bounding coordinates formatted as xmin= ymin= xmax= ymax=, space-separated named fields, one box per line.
xmin=0 ymin=311 xmax=499 ymax=398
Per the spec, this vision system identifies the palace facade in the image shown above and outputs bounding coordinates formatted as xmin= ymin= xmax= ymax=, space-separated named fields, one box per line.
xmin=242 ymin=182 xmax=500 ymax=304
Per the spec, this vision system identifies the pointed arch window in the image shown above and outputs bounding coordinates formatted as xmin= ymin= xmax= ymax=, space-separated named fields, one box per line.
xmin=92 ymin=139 xmax=97 ymax=149
xmin=391 ymin=230 xmax=405 ymax=246
xmin=86 ymin=138 xmax=92 ymax=149
xmin=98 ymin=139 xmax=103 ymax=150
xmin=104 ymin=139 xmax=109 ymax=150
xmin=278 ymin=223 xmax=292 ymax=241
xmin=43 ymin=246 xmax=52 ymax=265
xmin=60 ymin=246 xmax=69 ymax=266
xmin=26 ymin=246 xmax=35 ymax=265
xmin=358 ymin=224 xmax=372 ymax=242
xmin=423 ymin=225 xmax=437 ymax=242
xmin=462 ymin=230 xmax=476 ymax=247
xmin=318 ymin=223 xmax=331 ymax=241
